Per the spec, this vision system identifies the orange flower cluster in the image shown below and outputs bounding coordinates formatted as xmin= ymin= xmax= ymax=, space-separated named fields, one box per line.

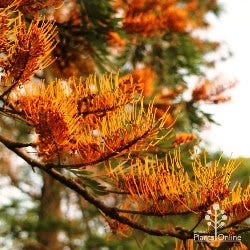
xmin=0 ymin=0 xmax=62 ymax=14
xmin=155 ymin=109 xmax=174 ymax=128
xmin=12 ymin=75 xmax=170 ymax=163
xmin=13 ymin=81 xmax=79 ymax=161
xmin=192 ymin=79 xmax=234 ymax=104
xmin=0 ymin=12 xmax=56 ymax=92
xmin=0 ymin=9 xmax=9 ymax=53
xmin=173 ymin=133 xmax=197 ymax=147
xmin=118 ymin=73 xmax=143 ymax=97
xmin=75 ymin=99 xmax=169 ymax=165
xmin=123 ymin=0 xmax=189 ymax=36
xmin=222 ymin=184 xmax=250 ymax=223
xmin=19 ymin=97 xmax=75 ymax=161
xmin=115 ymin=0 xmax=220 ymax=37
xmin=108 ymin=153 xmax=237 ymax=214
xmin=130 ymin=67 xmax=155 ymax=97
xmin=107 ymin=31 xmax=125 ymax=48
xmin=75 ymin=74 xmax=141 ymax=123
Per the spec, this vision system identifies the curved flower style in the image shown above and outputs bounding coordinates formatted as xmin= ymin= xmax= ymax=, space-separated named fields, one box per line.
xmin=107 ymin=152 xmax=238 ymax=214
xmin=0 ymin=10 xmax=57 ymax=96
xmin=11 ymin=74 xmax=171 ymax=164
xmin=0 ymin=0 xmax=62 ymax=14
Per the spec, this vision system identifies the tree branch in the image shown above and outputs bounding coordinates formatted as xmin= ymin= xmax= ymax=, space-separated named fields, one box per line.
xmin=46 ymin=128 xmax=152 ymax=169
xmin=234 ymin=227 xmax=250 ymax=234
xmin=0 ymin=135 xmax=34 ymax=148
xmin=0 ymin=133 xmax=191 ymax=240
xmin=114 ymin=207 xmax=196 ymax=217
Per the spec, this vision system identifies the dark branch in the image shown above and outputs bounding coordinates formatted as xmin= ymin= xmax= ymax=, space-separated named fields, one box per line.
xmin=0 ymin=135 xmax=34 ymax=148
xmin=234 ymin=227 xmax=250 ymax=234
xmin=78 ymin=102 xmax=129 ymax=116
xmin=114 ymin=207 xmax=196 ymax=217
xmin=0 ymin=133 xmax=191 ymax=240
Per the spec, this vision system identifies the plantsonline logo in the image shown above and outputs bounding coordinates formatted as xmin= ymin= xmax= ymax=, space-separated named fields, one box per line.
xmin=194 ymin=203 xmax=241 ymax=243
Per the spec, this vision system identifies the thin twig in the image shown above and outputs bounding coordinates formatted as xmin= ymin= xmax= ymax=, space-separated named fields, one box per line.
xmin=46 ymin=128 xmax=152 ymax=169
xmin=0 ymin=135 xmax=34 ymax=148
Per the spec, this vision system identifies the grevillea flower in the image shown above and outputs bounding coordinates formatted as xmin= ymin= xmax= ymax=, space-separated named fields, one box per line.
xmin=11 ymin=74 xmax=171 ymax=165
xmin=123 ymin=0 xmax=189 ymax=37
xmin=0 ymin=0 xmax=62 ymax=14
xmin=173 ymin=133 xmax=197 ymax=147
xmin=0 ymin=8 xmax=10 ymax=53
xmin=118 ymin=73 xmax=143 ymax=97
xmin=222 ymin=183 xmax=250 ymax=222
xmin=0 ymin=11 xmax=56 ymax=92
xmin=192 ymin=79 xmax=234 ymax=104
xmin=107 ymin=152 xmax=238 ymax=214
xmin=72 ymin=74 xmax=141 ymax=128
xmin=131 ymin=67 xmax=155 ymax=97
xmin=2 ymin=14 xmax=55 ymax=82
xmin=75 ymin=100 xmax=171 ymax=165
xmin=12 ymin=80 xmax=79 ymax=162
xmin=107 ymin=31 xmax=125 ymax=48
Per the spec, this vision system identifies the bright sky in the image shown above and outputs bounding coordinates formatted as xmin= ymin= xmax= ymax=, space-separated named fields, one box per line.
xmin=201 ymin=0 xmax=250 ymax=158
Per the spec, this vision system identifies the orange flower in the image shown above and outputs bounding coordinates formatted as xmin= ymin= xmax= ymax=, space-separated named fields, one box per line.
xmin=20 ymin=97 xmax=74 ymax=161
xmin=107 ymin=31 xmax=125 ymax=48
xmin=222 ymin=183 xmax=250 ymax=222
xmin=131 ymin=67 xmax=155 ymax=97
xmin=186 ymin=0 xmax=199 ymax=11
xmin=1 ymin=13 xmax=56 ymax=89
xmin=12 ymin=81 xmax=79 ymax=162
xmin=11 ymin=74 xmax=170 ymax=164
xmin=192 ymin=79 xmax=234 ymax=104
xmin=118 ymin=73 xmax=143 ymax=96
xmin=123 ymin=0 xmax=189 ymax=36
xmin=0 ymin=0 xmax=63 ymax=14
xmin=163 ymin=6 xmax=188 ymax=32
xmin=0 ymin=8 xmax=9 ymax=53
xmin=155 ymin=109 xmax=174 ymax=127
xmin=108 ymin=153 xmax=238 ymax=214
xmin=173 ymin=133 xmax=197 ymax=147
xmin=75 ymin=100 xmax=170 ymax=165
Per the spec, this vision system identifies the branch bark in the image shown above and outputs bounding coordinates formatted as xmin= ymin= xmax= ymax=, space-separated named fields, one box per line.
xmin=0 ymin=133 xmax=191 ymax=240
